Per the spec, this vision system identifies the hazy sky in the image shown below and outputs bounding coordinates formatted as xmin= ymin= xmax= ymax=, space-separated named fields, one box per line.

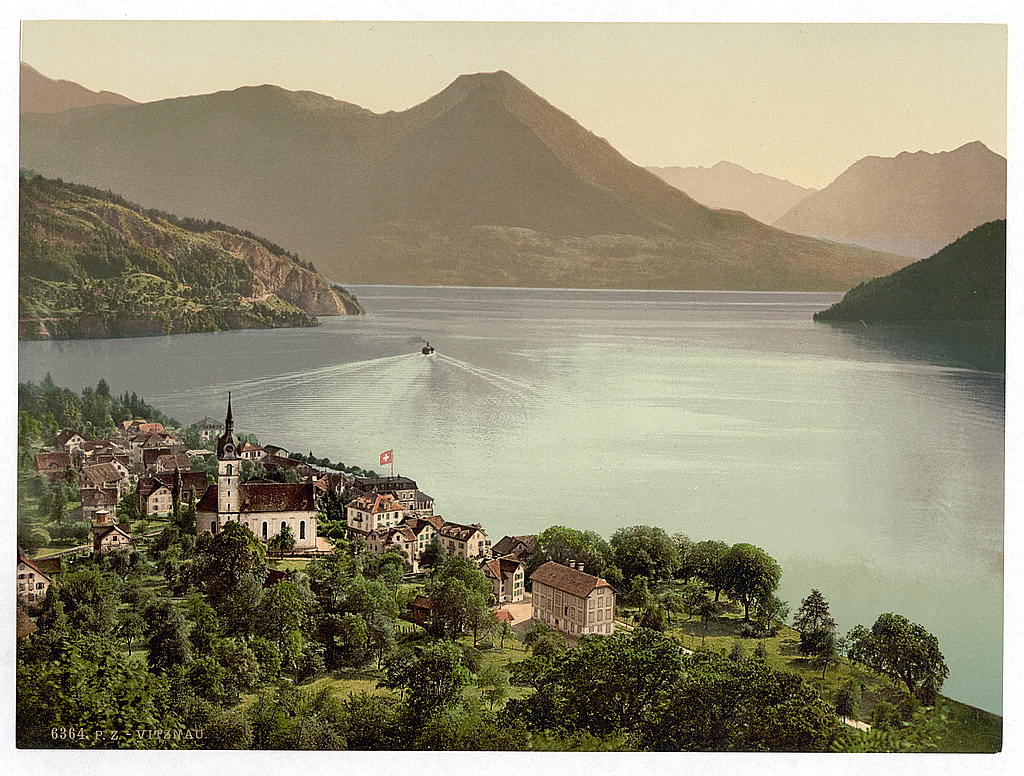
xmin=20 ymin=21 xmax=1006 ymax=188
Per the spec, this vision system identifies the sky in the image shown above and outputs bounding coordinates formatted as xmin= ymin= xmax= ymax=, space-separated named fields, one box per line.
xmin=19 ymin=20 xmax=1006 ymax=189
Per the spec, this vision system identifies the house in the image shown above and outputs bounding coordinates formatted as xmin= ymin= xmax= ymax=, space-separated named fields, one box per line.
xmin=437 ymin=521 xmax=489 ymax=559
xmin=80 ymin=462 xmax=128 ymax=493
xmin=239 ymin=442 xmax=265 ymax=461
xmin=17 ymin=554 xmax=52 ymax=609
xmin=262 ymin=444 xmax=289 ymax=458
xmin=194 ymin=397 xmax=318 ymax=551
xmin=55 ymin=428 xmax=86 ymax=452
xmin=363 ymin=515 xmax=446 ymax=573
xmin=530 ymin=561 xmax=616 ymax=637
xmin=354 ymin=475 xmax=418 ymax=503
xmin=81 ymin=487 xmax=119 ymax=522
xmin=480 ymin=555 xmax=526 ymax=603
xmin=408 ymin=490 xmax=435 ymax=516
xmin=405 ymin=595 xmax=434 ymax=627
xmin=190 ymin=416 xmax=225 ymax=443
xmin=34 ymin=451 xmax=71 ymax=481
xmin=122 ymin=419 xmax=165 ymax=438
xmin=491 ymin=535 xmax=537 ymax=563
xmin=155 ymin=452 xmax=192 ymax=473
xmin=346 ymin=493 xmax=406 ymax=534
xmin=187 ymin=449 xmax=215 ymax=460
xmin=141 ymin=446 xmax=176 ymax=471
xmin=90 ymin=452 xmax=132 ymax=480
xmin=91 ymin=510 xmax=133 ymax=555
xmin=137 ymin=471 xmax=210 ymax=516
xmin=314 ymin=472 xmax=351 ymax=497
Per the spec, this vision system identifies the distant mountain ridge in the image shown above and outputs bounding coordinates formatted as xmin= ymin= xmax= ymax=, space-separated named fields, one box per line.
xmin=774 ymin=142 xmax=1006 ymax=258
xmin=21 ymin=69 xmax=909 ymax=291
xmin=20 ymin=61 xmax=137 ymax=114
xmin=19 ymin=174 xmax=362 ymax=340
xmin=647 ymin=161 xmax=817 ymax=224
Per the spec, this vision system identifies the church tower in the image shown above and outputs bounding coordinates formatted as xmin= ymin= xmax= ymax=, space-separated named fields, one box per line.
xmin=216 ymin=392 xmax=241 ymax=521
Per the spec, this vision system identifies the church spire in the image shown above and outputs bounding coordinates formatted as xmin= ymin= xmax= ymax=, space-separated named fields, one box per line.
xmin=216 ymin=392 xmax=240 ymax=460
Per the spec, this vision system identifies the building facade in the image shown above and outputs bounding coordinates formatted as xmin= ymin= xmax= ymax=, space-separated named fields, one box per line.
xmin=195 ymin=396 xmax=318 ymax=551
xmin=530 ymin=561 xmax=616 ymax=637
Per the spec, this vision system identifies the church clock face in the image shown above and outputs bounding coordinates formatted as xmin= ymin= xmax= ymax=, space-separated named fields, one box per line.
xmin=224 ymin=444 xmax=234 ymax=456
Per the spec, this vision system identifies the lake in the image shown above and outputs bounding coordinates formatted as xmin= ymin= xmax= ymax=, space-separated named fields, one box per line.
xmin=18 ymin=285 xmax=1004 ymax=713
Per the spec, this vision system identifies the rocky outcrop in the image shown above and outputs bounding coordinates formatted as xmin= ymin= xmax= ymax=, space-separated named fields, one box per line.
xmin=209 ymin=232 xmax=359 ymax=316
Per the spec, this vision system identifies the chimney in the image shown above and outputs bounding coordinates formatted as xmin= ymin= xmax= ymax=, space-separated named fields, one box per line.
xmin=94 ymin=509 xmax=110 ymax=526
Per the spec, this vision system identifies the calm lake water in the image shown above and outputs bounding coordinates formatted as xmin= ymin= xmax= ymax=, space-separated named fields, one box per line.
xmin=18 ymin=286 xmax=1004 ymax=713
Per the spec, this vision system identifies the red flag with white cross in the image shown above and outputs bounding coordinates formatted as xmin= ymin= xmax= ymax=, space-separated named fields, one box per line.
xmin=380 ymin=450 xmax=393 ymax=466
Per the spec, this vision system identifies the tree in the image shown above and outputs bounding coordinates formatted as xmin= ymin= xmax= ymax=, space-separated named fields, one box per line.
xmin=638 ymin=604 xmax=668 ymax=632
xmin=835 ymin=687 xmax=854 ymax=720
xmin=47 ymin=568 xmax=121 ymax=635
xmin=184 ymin=594 xmax=222 ymax=653
xmin=267 ymin=523 xmax=296 ymax=557
xmin=17 ymin=633 xmax=179 ymax=749
xmin=495 ymin=619 xmax=514 ymax=650
xmin=640 ymin=651 xmax=838 ymax=752
xmin=115 ymin=609 xmax=145 ymax=656
xmin=609 ymin=525 xmax=680 ymax=583
xmin=476 ymin=664 xmax=511 ymax=710
xmin=846 ymin=613 xmax=949 ymax=701
xmin=527 ymin=525 xmax=614 ymax=582
xmin=693 ymin=597 xmax=724 ymax=646
xmin=145 ymin=600 xmax=193 ymax=673
xmin=753 ymin=641 xmax=768 ymax=660
xmin=689 ymin=540 xmax=730 ymax=600
xmin=424 ymin=555 xmax=493 ymax=640
xmin=523 ymin=621 xmax=565 ymax=659
xmin=722 ymin=543 xmax=781 ymax=621
xmin=751 ymin=594 xmax=789 ymax=636
xmin=813 ymin=631 xmax=843 ymax=679
xmin=381 ymin=641 xmax=471 ymax=719
xmin=794 ymin=589 xmax=838 ymax=655
xmin=419 ymin=535 xmax=447 ymax=570
xmin=505 ymin=629 xmax=688 ymax=738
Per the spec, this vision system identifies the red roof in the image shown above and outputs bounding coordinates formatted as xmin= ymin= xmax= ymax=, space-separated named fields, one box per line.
xmin=494 ymin=609 xmax=515 ymax=623
xmin=35 ymin=452 xmax=71 ymax=471
xmin=530 ymin=561 xmax=614 ymax=599
xmin=17 ymin=554 xmax=52 ymax=580
xmin=197 ymin=482 xmax=317 ymax=513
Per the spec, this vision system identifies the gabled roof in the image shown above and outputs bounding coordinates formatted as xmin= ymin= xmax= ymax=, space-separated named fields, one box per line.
xmin=371 ymin=525 xmax=416 ymax=543
xmin=80 ymin=487 xmax=119 ymax=507
xmin=494 ymin=609 xmax=515 ymax=623
xmin=34 ymin=452 xmax=71 ymax=470
xmin=55 ymin=429 xmax=83 ymax=446
xmin=438 ymin=521 xmax=486 ymax=541
xmin=156 ymin=452 xmax=192 ymax=470
xmin=81 ymin=462 xmax=123 ymax=486
xmin=17 ymin=554 xmax=52 ymax=580
xmin=191 ymin=417 xmax=224 ymax=430
xmin=137 ymin=471 xmax=209 ymax=500
xmin=240 ymin=482 xmax=317 ymax=513
xmin=142 ymin=447 xmax=175 ymax=466
xmin=529 ymin=561 xmax=614 ymax=599
xmin=349 ymin=493 xmax=403 ymax=514
xmin=492 ymin=535 xmax=537 ymax=558
xmin=240 ymin=442 xmax=263 ymax=453
xmin=355 ymin=475 xmax=417 ymax=491
xmin=93 ymin=523 xmax=132 ymax=547
xmin=480 ymin=555 xmax=524 ymax=582
xmin=261 ymin=454 xmax=302 ymax=469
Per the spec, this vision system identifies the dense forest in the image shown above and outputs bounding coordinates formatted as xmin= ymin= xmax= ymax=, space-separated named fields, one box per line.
xmin=19 ymin=173 xmax=362 ymax=340
xmin=814 ymin=220 xmax=1005 ymax=324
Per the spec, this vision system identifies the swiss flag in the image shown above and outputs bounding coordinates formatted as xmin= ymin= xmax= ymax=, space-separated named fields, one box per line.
xmin=379 ymin=449 xmax=393 ymax=466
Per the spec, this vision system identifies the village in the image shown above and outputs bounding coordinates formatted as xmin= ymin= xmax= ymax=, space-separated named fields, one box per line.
xmin=20 ymin=396 xmax=617 ymax=641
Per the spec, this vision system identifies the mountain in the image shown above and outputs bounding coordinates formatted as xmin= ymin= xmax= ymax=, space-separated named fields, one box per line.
xmin=19 ymin=173 xmax=362 ymax=340
xmin=20 ymin=70 xmax=909 ymax=291
xmin=646 ymin=161 xmax=816 ymax=224
xmin=774 ymin=142 xmax=1006 ymax=258
xmin=20 ymin=61 xmax=137 ymax=114
xmin=813 ymin=220 xmax=1005 ymax=324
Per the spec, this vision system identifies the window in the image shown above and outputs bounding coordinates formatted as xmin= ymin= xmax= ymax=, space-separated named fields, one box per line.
xmin=281 ymin=521 xmax=287 ymax=533
xmin=300 ymin=521 xmax=306 ymax=540
xmin=226 ymin=464 xmax=233 ymax=475
xmin=262 ymin=522 xmax=268 ymax=539
xmin=211 ymin=521 xmax=218 ymax=534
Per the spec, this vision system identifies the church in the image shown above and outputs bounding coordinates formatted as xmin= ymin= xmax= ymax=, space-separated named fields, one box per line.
xmin=196 ymin=395 xmax=318 ymax=551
